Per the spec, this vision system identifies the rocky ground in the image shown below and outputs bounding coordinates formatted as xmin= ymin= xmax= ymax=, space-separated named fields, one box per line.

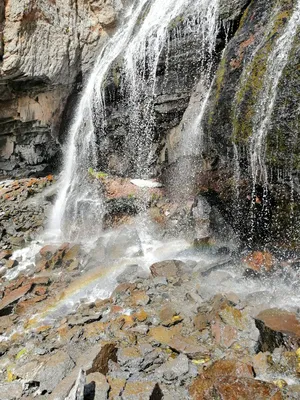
xmin=1 ymin=178 xmax=300 ymax=399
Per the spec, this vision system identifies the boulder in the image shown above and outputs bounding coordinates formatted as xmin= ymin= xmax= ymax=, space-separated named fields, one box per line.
xmin=150 ymin=260 xmax=186 ymax=278
xmin=255 ymin=308 xmax=300 ymax=352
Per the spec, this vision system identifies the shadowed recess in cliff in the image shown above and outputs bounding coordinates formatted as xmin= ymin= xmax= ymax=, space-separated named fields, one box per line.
xmin=50 ymin=0 xmax=221 ymax=242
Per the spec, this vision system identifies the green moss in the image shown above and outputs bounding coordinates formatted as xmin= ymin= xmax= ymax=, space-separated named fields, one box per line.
xmin=88 ymin=168 xmax=108 ymax=180
xmin=169 ymin=15 xmax=185 ymax=30
xmin=232 ymin=3 xmax=294 ymax=145
xmin=16 ymin=348 xmax=27 ymax=360
xmin=208 ymin=54 xmax=227 ymax=127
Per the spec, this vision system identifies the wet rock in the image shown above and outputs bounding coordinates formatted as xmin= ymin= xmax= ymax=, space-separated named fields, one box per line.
xmin=106 ymin=227 xmax=143 ymax=259
xmin=39 ymin=245 xmax=58 ymax=261
xmin=0 ymin=250 xmax=12 ymax=260
xmin=111 ymin=283 xmax=136 ymax=302
xmin=131 ymin=291 xmax=150 ymax=307
xmin=255 ymin=308 xmax=300 ymax=352
xmin=9 ymin=236 xmax=25 ymax=249
xmin=4 ymin=259 xmax=18 ymax=269
xmin=63 ymin=245 xmax=81 ymax=265
xmin=243 ymin=251 xmax=276 ymax=273
xmin=0 ymin=282 xmax=32 ymax=314
xmin=116 ymin=265 xmax=148 ymax=283
xmin=150 ymin=260 xmax=186 ymax=278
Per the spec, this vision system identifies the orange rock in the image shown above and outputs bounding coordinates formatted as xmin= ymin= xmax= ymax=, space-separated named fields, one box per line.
xmin=243 ymin=251 xmax=275 ymax=272
xmin=189 ymin=360 xmax=269 ymax=400
xmin=134 ymin=309 xmax=148 ymax=322
xmin=39 ymin=245 xmax=58 ymax=260
xmin=130 ymin=291 xmax=150 ymax=307
xmin=16 ymin=294 xmax=47 ymax=314
xmin=0 ymin=250 xmax=12 ymax=260
xmin=0 ymin=283 xmax=32 ymax=311
xmin=33 ymin=286 xmax=48 ymax=296
xmin=214 ymin=377 xmax=282 ymax=400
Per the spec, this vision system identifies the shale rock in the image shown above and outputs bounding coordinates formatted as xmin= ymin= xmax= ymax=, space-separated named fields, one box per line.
xmin=255 ymin=308 xmax=300 ymax=352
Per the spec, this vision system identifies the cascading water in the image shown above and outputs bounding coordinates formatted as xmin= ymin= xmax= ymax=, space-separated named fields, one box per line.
xmin=50 ymin=0 xmax=220 ymax=242
xmin=250 ymin=1 xmax=300 ymax=184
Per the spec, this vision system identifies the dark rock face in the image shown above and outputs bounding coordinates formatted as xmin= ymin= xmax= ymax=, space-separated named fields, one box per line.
xmin=0 ymin=0 xmax=126 ymax=177
xmin=91 ymin=1 xmax=251 ymax=178
xmin=198 ymin=0 xmax=300 ymax=248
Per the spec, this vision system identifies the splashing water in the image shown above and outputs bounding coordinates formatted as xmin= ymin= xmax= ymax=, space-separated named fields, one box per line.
xmin=250 ymin=1 xmax=300 ymax=184
xmin=49 ymin=0 xmax=220 ymax=242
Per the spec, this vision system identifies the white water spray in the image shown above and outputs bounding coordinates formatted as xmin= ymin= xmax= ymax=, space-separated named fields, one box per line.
xmin=50 ymin=0 xmax=220 ymax=242
xmin=250 ymin=1 xmax=300 ymax=183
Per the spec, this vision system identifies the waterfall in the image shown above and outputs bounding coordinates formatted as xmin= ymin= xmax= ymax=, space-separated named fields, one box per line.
xmin=250 ymin=0 xmax=300 ymax=184
xmin=50 ymin=0 xmax=220 ymax=242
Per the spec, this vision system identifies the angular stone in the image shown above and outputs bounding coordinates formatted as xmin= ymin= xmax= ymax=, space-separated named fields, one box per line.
xmin=39 ymin=245 xmax=58 ymax=260
xmin=159 ymin=304 xmax=183 ymax=327
xmin=189 ymin=360 xmax=257 ymax=399
xmin=131 ymin=291 xmax=150 ymax=306
xmin=156 ymin=354 xmax=189 ymax=381
xmin=63 ymin=244 xmax=81 ymax=263
xmin=117 ymin=347 xmax=143 ymax=371
xmin=255 ymin=308 xmax=300 ymax=352
xmin=214 ymin=377 xmax=283 ymax=400
xmin=121 ymin=381 xmax=162 ymax=400
xmin=0 ymin=382 xmax=23 ymax=400
xmin=243 ymin=251 xmax=275 ymax=273
xmin=4 ymin=259 xmax=18 ymax=269
xmin=150 ymin=260 xmax=186 ymax=278
xmin=87 ymin=343 xmax=118 ymax=376
xmin=85 ymin=372 xmax=109 ymax=400
xmin=107 ymin=377 xmax=126 ymax=399
xmin=14 ymin=350 xmax=75 ymax=393
xmin=0 ymin=283 xmax=32 ymax=312
xmin=0 ymin=250 xmax=12 ymax=260
xmin=49 ymin=345 xmax=102 ymax=400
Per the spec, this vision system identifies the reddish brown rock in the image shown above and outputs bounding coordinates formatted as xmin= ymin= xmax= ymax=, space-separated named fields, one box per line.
xmin=243 ymin=251 xmax=275 ymax=273
xmin=255 ymin=308 xmax=300 ymax=352
xmin=16 ymin=295 xmax=48 ymax=315
xmin=0 ymin=283 xmax=32 ymax=312
xmin=87 ymin=343 xmax=118 ymax=375
xmin=29 ymin=276 xmax=51 ymax=286
xmin=5 ymin=259 xmax=18 ymax=269
xmin=189 ymin=360 xmax=268 ymax=400
xmin=111 ymin=283 xmax=136 ymax=301
xmin=214 ymin=377 xmax=282 ymax=400
xmin=33 ymin=286 xmax=48 ymax=296
xmin=63 ymin=244 xmax=80 ymax=264
xmin=159 ymin=304 xmax=183 ymax=327
xmin=0 ymin=250 xmax=12 ymax=260
xmin=39 ymin=245 xmax=58 ymax=260
xmin=150 ymin=260 xmax=185 ymax=278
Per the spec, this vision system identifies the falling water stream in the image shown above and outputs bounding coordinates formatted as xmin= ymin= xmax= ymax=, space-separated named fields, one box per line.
xmin=6 ymin=0 xmax=300 ymax=347
xmin=250 ymin=0 xmax=300 ymax=184
xmin=49 ymin=0 xmax=220 ymax=242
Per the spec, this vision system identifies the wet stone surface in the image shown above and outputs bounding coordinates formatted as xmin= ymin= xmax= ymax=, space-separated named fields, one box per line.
xmin=1 ymin=248 xmax=300 ymax=399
